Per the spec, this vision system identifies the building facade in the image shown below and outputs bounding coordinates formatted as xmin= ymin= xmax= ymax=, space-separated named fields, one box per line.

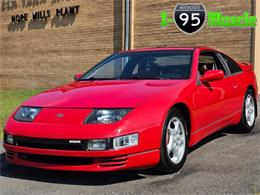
xmin=0 ymin=0 xmax=258 ymax=89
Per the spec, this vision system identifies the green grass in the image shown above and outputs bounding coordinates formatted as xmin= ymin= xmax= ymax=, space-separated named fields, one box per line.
xmin=0 ymin=89 xmax=44 ymax=137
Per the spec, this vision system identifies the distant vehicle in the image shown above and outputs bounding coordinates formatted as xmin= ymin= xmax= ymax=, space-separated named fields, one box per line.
xmin=3 ymin=47 xmax=258 ymax=173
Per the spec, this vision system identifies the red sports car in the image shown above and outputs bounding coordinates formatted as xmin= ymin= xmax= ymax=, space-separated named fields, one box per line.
xmin=3 ymin=47 xmax=258 ymax=173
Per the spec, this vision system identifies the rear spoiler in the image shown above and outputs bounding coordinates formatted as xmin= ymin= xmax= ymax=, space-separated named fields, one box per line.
xmin=239 ymin=62 xmax=253 ymax=72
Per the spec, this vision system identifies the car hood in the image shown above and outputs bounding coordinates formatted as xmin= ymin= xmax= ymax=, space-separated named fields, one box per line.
xmin=22 ymin=80 xmax=185 ymax=108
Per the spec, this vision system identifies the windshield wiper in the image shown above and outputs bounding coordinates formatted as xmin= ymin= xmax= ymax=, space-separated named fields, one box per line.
xmin=143 ymin=77 xmax=162 ymax=80
xmin=131 ymin=76 xmax=140 ymax=80
xmin=132 ymin=76 xmax=162 ymax=80
xmin=80 ymin=77 xmax=114 ymax=81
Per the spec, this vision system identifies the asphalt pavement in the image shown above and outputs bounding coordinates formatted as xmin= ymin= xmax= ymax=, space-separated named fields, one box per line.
xmin=0 ymin=105 xmax=260 ymax=195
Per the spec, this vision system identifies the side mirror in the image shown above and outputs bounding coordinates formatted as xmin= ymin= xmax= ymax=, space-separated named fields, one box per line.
xmin=200 ymin=70 xmax=224 ymax=83
xmin=74 ymin=73 xmax=82 ymax=81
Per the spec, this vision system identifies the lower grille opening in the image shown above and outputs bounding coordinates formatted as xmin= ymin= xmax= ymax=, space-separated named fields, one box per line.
xmin=97 ymin=156 xmax=128 ymax=167
xmin=18 ymin=153 xmax=93 ymax=165
xmin=14 ymin=136 xmax=86 ymax=151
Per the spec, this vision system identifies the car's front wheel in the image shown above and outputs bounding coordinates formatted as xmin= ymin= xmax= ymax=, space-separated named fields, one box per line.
xmin=156 ymin=108 xmax=188 ymax=174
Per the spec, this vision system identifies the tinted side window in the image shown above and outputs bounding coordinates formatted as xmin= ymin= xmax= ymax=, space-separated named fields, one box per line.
xmin=199 ymin=51 xmax=227 ymax=75
xmin=221 ymin=54 xmax=242 ymax=74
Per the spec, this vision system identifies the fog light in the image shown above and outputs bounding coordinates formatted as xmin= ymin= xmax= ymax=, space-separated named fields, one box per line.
xmin=113 ymin=134 xmax=138 ymax=150
xmin=6 ymin=135 xmax=14 ymax=145
xmin=88 ymin=139 xmax=107 ymax=151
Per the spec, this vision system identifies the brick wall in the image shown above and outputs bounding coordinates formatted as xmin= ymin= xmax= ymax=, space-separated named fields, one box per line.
xmin=133 ymin=0 xmax=254 ymax=62
xmin=0 ymin=0 xmax=124 ymax=89
xmin=0 ymin=0 xmax=254 ymax=89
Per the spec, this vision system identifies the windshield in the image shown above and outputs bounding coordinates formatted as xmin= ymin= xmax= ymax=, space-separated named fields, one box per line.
xmin=80 ymin=50 xmax=193 ymax=81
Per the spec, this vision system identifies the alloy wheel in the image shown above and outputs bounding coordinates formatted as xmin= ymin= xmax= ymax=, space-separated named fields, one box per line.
xmin=166 ymin=117 xmax=186 ymax=164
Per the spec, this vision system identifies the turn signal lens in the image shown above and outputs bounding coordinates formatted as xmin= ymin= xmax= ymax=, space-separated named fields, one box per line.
xmin=113 ymin=134 xmax=138 ymax=150
xmin=6 ymin=134 xmax=14 ymax=145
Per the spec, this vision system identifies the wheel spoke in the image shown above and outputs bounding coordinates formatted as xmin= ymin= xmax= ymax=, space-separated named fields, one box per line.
xmin=246 ymin=97 xmax=251 ymax=106
xmin=167 ymin=144 xmax=172 ymax=155
xmin=173 ymin=120 xmax=179 ymax=131
xmin=168 ymin=128 xmax=174 ymax=136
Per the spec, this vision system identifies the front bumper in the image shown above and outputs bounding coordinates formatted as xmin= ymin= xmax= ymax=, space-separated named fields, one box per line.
xmin=3 ymin=143 xmax=160 ymax=172
xmin=3 ymin=108 xmax=162 ymax=172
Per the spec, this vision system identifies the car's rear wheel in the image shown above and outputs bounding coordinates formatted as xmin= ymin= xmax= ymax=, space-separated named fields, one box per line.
xmin=237 ymin=89 xmax=257 ymax=133
xmin=155 ymin=108 xmax=188 ymax=174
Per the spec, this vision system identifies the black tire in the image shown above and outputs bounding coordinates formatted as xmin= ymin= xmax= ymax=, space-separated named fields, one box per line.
xmin=237 ymin=89 xmax=257 ymax=133
xmin=154 ymin=108 xmax=188 ymax=174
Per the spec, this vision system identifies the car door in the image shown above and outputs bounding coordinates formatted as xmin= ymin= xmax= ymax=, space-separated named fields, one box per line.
xmin=193 ymin=51 xmax=241 ymax=137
